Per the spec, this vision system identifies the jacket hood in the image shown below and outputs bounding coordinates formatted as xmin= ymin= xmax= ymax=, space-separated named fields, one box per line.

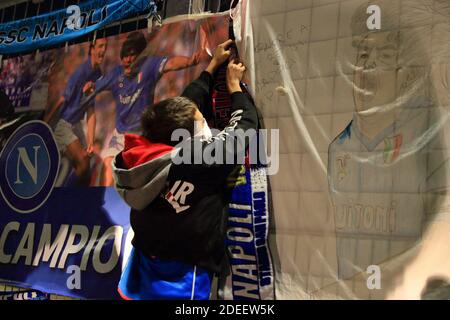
xmin=112 ymin=134 xmax=174 ymax=210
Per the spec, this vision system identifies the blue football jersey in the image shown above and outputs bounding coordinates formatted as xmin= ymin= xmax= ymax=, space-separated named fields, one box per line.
xmin=94 ymin=56 xmax=167 ymax=133
xmin=59 ymin=59 xmax=102 ymax=124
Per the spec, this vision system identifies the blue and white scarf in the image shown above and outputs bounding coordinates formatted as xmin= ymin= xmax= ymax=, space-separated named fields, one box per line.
xmin=212 ymin=64 xmax=275 ymax=300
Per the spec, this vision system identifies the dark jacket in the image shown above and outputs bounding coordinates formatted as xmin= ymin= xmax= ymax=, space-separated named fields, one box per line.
xmin=112 ymin=71 xmax=258 ymax=273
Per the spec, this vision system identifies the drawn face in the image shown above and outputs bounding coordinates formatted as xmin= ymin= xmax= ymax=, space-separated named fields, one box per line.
xmin=353 ymin=31 xmax=400 ymax=114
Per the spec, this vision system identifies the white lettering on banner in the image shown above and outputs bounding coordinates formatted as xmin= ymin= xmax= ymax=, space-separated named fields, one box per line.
xmin=30 ymin=7 xmax=108 ymax=41
xmin=32 ymin=224 xmax=69 ymax=268
xmin=80 ymin=225 xmax=100 ymax=271
xmin=0 ymin=222 xmax=124 ymax=274
xmin=58 ymin=225 xmax=89 ymax=268
xmin=11 ymin=223 xmax=35 ymax=265
xmin=92 ymin=226 xmax=123 ymax=274
xmin=15 ymin=146 xmax=40 ymax=184
xmin=0 ymin=221 xmax=20 ymax=263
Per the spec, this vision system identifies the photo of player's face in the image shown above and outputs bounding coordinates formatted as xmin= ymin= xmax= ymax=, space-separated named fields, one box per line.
xmin=91 ymin=38 xmax=108 ymax=66
xmin=353 ymin=31 xmax=399 ymax=114
xmin=122 ymin=54 xmax=138 ymax=76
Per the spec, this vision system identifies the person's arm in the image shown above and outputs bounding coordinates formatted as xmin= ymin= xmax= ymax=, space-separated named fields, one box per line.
xmin=181 ymin=39 xmax=233 ymax=116
xmin=162 ymin=27 xmax=211 ymax=74
xmin=173 ymin=60 xmax=258 ymax=178
xmin=43 ymin=96 xmax=65 ymax=123
xmin=79 ymin=69 xmax=115 ymax=110
xmin=86 ymin=105 xmax=96 ymax=155
xmin=162 ymin=55 xmax=199 ymax=73
xmin=213 ymin=60 xmax=258 ymax=163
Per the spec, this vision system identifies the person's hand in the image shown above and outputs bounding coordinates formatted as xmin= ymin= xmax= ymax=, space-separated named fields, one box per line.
xmin=226 ymin=59 xmax=245 ymax=93
xmin=206 ymin=39 xmax=233 ymax=74
xmin=83 ymin=81 xmax=95 ymax=95
xmin=212 ymin=39 xmax=233 ymax=66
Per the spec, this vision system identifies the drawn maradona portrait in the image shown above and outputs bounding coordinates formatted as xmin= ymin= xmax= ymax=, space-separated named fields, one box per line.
xmin=327 ymin=0 xmax=450 ymax=296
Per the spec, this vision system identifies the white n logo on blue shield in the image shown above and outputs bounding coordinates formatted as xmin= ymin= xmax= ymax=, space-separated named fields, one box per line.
xmin=6 ymin=134 xmax=49 ymax=199
xmin=15 ymin=146 xmax=41 ymax=185
xmin=0 ymin=121 xmax=60 ymax=213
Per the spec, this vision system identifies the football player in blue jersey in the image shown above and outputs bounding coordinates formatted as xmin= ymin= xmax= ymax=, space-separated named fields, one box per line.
xmin=44 ymin=38 xmax=108 ymax=185
xmin=83 ymin=31 xmax=204 ymax=186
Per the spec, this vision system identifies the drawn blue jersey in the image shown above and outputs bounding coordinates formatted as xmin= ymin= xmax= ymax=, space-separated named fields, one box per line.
xmin=328 ymin=108 xmax=450 ymax=279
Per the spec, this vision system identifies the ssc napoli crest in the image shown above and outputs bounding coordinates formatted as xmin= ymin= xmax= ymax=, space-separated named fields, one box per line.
xmin=0 ymin=120 xmax=60 ymax=213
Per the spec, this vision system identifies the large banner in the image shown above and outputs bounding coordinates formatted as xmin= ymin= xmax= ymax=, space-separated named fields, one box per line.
xmin=235 ymin=0 xmax=450 ymax=300
xmin=0 ymin=14 xmax=229 ymax=299
xmin=0 ymin=0 xmax=156 ymax=55
xmin=7 ymin=0 xmax=450 ymax=301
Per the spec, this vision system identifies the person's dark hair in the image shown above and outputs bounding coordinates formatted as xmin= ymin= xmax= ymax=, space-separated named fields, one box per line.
xmin=141 ymin=97 xmax=198 ymax=146
xmin=120 ymin=31 xmax=147 ymax=60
